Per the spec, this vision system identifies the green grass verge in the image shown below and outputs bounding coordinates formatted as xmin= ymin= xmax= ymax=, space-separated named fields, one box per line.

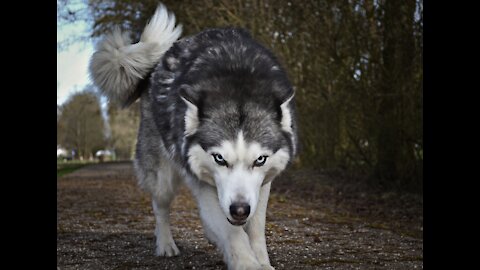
xmin=57 ymin=161 xmax=95 ymax=177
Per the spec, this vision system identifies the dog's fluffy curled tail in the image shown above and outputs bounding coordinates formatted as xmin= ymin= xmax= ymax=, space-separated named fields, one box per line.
xmin=89 ymin=4 xmax=182 ymax=107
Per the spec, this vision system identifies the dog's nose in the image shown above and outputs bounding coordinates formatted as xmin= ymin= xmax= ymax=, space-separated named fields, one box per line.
xmin=229 ymin=202 xmax=250 ymax=220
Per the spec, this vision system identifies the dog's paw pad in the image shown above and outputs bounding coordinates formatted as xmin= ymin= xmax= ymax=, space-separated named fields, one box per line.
xmin=155 ymin=241 xmax=180 ymax=257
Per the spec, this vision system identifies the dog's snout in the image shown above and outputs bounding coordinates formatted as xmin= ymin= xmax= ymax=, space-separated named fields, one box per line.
xmin=229 ymin=202 xmax=250 ymax=220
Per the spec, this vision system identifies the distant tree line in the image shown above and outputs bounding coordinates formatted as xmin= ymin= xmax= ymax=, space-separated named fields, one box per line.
xmin=58 ymin=0 xmax=423 ymax=191
xmin=57 ymin=88 xmax=106 ymax=160
xmin=57 ymin=87 xmax=139 ymax=161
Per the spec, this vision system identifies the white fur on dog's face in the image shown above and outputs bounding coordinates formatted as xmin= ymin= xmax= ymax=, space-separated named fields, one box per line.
xmin=187 ymin=131 xmax=290 ymax=223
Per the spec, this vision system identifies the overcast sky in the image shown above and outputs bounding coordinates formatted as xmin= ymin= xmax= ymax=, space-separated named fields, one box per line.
xmin=57 ymin=1 xmax=94 ymax=106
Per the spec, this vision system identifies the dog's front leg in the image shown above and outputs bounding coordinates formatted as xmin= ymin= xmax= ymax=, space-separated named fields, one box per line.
xmin=195 ymin=184 xmax=262 ymax=270
xmin=246 ymin=182 xmax=274 ymax=270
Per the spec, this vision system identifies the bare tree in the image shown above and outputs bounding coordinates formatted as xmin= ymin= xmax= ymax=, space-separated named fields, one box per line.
xmin=58 ymin=87 xmax=107 ymax=160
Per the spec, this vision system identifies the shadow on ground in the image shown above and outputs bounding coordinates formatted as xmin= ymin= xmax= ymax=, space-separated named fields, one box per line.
xmin=57 ymin=162 xmax=423 ymax=270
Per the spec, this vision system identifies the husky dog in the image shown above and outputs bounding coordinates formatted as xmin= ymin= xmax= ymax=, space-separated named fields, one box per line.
xmin=90 ymin=4 xmax=298 ymax=270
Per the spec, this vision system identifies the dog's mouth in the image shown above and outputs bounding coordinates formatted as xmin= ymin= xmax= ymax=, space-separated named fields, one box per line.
xmin=227 ymin=218 xmax=246 ymax=226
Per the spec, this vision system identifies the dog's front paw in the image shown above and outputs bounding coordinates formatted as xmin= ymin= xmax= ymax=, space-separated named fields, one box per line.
xmin=155 ymin=240 xmax=180 ymax=257
xmin=230 ymin=259 xmax=261 ymax=270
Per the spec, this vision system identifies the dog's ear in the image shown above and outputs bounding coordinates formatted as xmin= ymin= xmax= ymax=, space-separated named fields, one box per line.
xmin=179 ymin=85 xmax=200 ymax=136
xmin=279 ymin=89 xmax=295 ymax=134
xmin=271 ymin=79 xmax=295 ymax=134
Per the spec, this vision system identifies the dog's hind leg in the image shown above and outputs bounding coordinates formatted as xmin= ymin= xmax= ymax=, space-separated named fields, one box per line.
xmin=192 ymin=183 xmax=262 ymax=270
xmin=246 ymin=182 xmax=274 ymax=270
xmin=149 ymin=164 xmax=181 ymax=257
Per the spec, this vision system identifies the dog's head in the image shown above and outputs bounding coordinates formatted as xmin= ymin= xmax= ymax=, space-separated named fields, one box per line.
xmin=180 ymin=70 xmax=297 ymax=226
xmin=172 ymin=29 xmax=298 ymax=225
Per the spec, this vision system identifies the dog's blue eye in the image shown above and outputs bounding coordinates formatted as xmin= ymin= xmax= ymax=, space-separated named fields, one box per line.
xmin=253 ymin=155 xmax=268 ymax=167
xmin=212 ymin=153 xmax=228 ymax=167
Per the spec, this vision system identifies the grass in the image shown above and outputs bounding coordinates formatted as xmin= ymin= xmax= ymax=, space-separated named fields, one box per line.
xmin=57 ymin=160 xmax=96 ymax=177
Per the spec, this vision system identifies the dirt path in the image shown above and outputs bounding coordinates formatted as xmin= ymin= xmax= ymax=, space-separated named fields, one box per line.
xmin=57 ymin=162 xmax=423 ymax=269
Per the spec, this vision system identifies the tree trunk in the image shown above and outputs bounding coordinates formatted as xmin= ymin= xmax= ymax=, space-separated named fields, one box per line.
xmin=375 ymin=0 xmax=416 ymax=185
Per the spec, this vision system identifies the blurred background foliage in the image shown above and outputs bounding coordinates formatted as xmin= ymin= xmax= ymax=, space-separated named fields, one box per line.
xmin=57 ymin=0 xmax=423 ymax=192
